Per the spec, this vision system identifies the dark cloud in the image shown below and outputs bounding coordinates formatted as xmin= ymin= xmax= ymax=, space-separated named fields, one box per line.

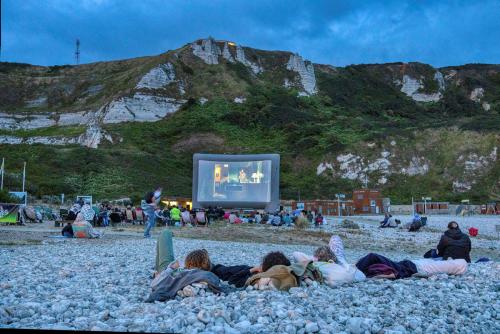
xmin=1 ymin=0 xmax=499 ymax=66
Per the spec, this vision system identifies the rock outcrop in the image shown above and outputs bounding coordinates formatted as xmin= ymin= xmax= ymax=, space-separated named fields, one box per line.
xmin=235 ymin=45 xmax=262 ymax=74
xmin=0 ymin=112 xmax=57 ymax=130
xmin=136 ymin=63 xmax=176 ymax=89
xmin=399 ymin=71 xmax=445 ymax=102
xmin=191 ymin=39 xmax=221 ymax=65
xmin=286 ymin=54 xmax=317 ymax=95
xmin=0 ymin=91 xmax=185 ymax=148
xmin=103 ymin=93 xmax=185 ymax=124
xmin=222 ymin=42 xmax=235 ymax=63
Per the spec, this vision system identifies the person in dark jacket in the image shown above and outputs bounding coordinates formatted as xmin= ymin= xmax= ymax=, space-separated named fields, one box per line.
xmin=437 ymin=221 xmax=471 ymax=262
xmin=61 ymin=222 xmax=74 ymax=238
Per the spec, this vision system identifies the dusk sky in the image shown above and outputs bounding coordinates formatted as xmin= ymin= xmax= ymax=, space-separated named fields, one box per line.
xmin=1 ymin=0 xmax=499 ymax=67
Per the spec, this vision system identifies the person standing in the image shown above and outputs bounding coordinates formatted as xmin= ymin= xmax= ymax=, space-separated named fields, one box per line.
xmin=142 ymin=187 xmax=162 ymax=238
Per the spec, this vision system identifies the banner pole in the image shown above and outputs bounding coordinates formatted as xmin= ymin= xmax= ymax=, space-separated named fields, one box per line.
xmin=22 ymin=161 xmax=26 ymax=193
xmin=1 ymin=158 xmax=4 ymax=190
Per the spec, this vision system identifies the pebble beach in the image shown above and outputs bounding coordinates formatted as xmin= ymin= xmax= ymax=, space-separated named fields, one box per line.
xmin=0 ymin=215 xmax=499 ymax=333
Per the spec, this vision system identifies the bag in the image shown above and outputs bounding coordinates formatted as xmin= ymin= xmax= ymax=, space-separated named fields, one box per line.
xmin=423 ymin=249 xmax=439 ymax=258
xmin=468 ymin=227 xmax=478 ymax=237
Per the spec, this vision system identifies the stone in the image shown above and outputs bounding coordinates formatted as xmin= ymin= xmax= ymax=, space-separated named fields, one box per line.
xmin=305 ymin=322 xmax=319 ymax=333
xmin=346 ymin=317 xmax=364 ymax=334
xmin=197 ymin=310 xmax=211 ymax=324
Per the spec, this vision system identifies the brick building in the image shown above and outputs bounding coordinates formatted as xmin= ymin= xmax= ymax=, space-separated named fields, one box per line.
xmin=352 ymin=189 xmax=383 ymax=214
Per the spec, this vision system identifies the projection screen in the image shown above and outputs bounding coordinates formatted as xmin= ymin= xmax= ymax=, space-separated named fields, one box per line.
xmin=192 ymin=154 xmax=280 ymax=211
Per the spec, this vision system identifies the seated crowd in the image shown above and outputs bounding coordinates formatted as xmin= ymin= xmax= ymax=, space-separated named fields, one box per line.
xmin=224 ymin=209 xmax=325 ymax=227
xmin=146 ymin=221 xmax=472 ymax=302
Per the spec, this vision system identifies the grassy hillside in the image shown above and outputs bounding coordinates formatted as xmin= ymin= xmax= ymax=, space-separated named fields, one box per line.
xmin=0 ymin=41 xmax=499 ymax=204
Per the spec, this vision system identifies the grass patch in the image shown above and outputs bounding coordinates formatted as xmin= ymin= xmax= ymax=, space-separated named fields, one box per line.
xmin=0 ymin=125 xmax=86 ymax=138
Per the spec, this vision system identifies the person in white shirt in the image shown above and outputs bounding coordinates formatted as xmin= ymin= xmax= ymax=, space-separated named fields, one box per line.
xmin=292 ymin=235 xmax=365 ymax=287
xmin=293 ymin=246 xmax=365 ymax=287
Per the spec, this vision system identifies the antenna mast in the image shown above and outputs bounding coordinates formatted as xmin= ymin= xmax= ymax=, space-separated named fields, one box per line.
xmin=75 ymin=38 xmax=80 ymax=65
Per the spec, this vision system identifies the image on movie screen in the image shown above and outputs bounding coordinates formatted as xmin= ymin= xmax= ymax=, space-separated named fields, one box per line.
xmin=197 ymin=160 xmax=272 ymax=202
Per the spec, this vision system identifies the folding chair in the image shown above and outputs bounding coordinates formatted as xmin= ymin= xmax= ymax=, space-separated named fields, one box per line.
xmin=195 ymin=211 xmax=208 ymax=227
xmin=135 ymin=209 xmax=144 ymax=225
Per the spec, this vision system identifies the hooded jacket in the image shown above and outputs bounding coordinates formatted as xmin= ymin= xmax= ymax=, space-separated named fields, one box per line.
xmin=437 ymin=229 xmax=471 ymax=263
xmin=146 ymin=269 xmax=226 ymax=302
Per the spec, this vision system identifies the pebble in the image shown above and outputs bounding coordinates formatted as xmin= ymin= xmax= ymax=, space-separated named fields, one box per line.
xmin=305 ymin=322 xmax=319 ymax=333
xmin=0 ymin=236 xmax=497 ymax=333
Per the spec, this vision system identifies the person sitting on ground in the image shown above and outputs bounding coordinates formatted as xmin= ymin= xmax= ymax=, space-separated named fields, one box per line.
xmin=67 ymin=203 xmax=81 ymax=221
xmin=379 ymin=213 xmax=390 ymax=227
xmin=254 ymin=212 xmax=262 ymax=224
xmin=314 ymin=213 xmax=323 ymax=227
xmin=436 ymin=221 xmax=472 ymax=263
xmin=72 ymin=212 xmax=102 ymax=238
xmin=380 ymin=214 xmax=398 ymax=228
xmin=61 ymin=221 xmax=74 ymax=238
xmin=401 ymin=212 xmax=423 ymax=231
xmin=355 ymin=252 xmax=467 ymax=280
xmin=109 ymin=208 xmax=122 ymax=226
xmin=269 ymin=213 xmax=281 ymax=226
xmin=293 ymin=242 xmax=366 ymax=287
xmin=170 ymin=205 xmax=181 ymax=226
xmin=306 ymin=211 xmax=314 ymax=223
xmin=282 ymin=212 xmax=292 ymax=227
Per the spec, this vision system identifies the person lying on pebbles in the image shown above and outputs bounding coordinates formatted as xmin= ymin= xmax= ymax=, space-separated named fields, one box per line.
xmin=147 ymin=230 xmax=227 ymax=302
xmin=293 ymin=246 xmax=366 ymax=288
xmin=152 ymin=230 xmax=293 ymax=288
xmin=355 ymin=252 xmax=468 ymax=280
xmin=152 ymin=230 xmax=317 ymax=292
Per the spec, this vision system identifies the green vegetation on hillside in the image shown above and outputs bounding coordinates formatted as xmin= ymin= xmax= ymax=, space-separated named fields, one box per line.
xmin=0 ymin=49 xmax=499 ymax=204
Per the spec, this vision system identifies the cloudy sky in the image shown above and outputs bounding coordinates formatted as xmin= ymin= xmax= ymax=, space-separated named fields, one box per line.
xmin=1 ymin=0 xmax=499 ymax=67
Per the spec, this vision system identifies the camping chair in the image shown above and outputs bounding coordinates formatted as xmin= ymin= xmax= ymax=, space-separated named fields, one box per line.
xmin=125 ymin=209 xmax=134 ymax=224
xmin=181 ymin=211 xmax=192 ymax=226
xmin=195 ymin=211 xmax=208 ymax=227
xmin=135 ymin=209 xmax=144 ymax=225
